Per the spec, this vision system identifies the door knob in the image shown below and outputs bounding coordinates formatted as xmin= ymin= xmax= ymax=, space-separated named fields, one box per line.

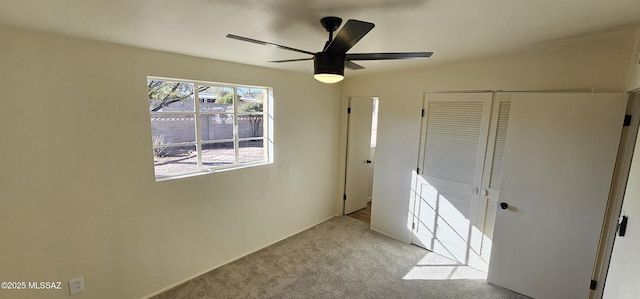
xmin=499 ymin=202 xmax=509 ymax=210
xmin=366 ymin=160 xmax=372 ymax=164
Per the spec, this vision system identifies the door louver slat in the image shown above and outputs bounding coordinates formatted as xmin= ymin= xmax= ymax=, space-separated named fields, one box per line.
xmin=423 ymin=101 xmax=484 ymax=185
xmin=488 ymin=102 xmax=511 ymax=190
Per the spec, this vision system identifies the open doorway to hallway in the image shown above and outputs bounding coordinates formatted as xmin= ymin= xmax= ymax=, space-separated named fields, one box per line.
xmin=345 ymin=97 xmax=379 ymax=224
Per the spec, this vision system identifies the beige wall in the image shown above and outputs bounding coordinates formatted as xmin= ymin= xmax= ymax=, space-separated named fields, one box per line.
xmin=0 ymin=25 xmax=342 ymax=298
xmin=342 ymin=32 xmax=635 ymax=243
xmin=627 ymin=29 xmax=640 ymax=91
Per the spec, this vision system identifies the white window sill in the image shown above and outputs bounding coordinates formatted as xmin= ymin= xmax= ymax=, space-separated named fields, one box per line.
xmin=154 ymin=161 xmax=273 ymax=182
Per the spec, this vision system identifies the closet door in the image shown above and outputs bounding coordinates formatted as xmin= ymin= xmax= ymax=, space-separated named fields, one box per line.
xmin=488 ymin=93 xmax=627 ymax=299
xmin=412 ymin=93 xmax=492 ymax=268
xmin=472 ymin=94 xmax=512 ymax=271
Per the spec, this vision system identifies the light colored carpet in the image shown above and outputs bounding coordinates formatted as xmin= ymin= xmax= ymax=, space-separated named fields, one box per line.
xmin=152 ymin=216 xmax=530 ymax=299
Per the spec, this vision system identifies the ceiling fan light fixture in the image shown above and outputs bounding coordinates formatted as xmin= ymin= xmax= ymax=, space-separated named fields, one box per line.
xmin=314 ymin=52 xmax=345 ymax=84
xmin=314 ymin=73 xmax=344 ymax=84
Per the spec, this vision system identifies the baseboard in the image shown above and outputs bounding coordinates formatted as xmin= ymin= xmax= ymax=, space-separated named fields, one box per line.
xmin=143 ymin=215 xmax=336 ymax=298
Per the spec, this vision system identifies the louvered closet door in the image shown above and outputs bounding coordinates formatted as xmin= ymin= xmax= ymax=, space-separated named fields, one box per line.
xmin=471 ymin=94 xmax=511 ymax=271
xmin=412 ymin=93 xmax=492 ymax=267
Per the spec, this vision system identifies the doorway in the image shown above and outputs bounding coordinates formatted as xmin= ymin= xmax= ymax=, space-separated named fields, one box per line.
xmin=344 ymin=97 xmax=379 ymax=223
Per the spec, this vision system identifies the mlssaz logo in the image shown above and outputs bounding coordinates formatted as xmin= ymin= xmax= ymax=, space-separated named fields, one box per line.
xmin=29 ymin=282 xmax=63 ymax=290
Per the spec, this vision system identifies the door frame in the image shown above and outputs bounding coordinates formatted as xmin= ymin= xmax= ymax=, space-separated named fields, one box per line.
xmin=594 ymin=92 xmax=640 ymax=298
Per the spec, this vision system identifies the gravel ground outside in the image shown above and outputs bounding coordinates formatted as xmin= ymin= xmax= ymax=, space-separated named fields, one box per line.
xmin=153 ymin=143 xmax=264 ymax=177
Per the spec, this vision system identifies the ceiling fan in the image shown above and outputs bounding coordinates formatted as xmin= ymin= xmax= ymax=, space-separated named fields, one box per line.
xmin=227 ymin=16 xmax=433 ymax=83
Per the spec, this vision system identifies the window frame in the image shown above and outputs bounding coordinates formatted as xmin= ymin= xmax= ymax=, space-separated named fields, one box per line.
xmin=148 ymin=76 xmax=273 ymax=181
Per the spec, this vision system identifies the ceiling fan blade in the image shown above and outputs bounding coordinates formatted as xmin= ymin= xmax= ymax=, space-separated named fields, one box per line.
xmin=346 ymin=52 xmax=433 ymax=60
xmin=227 ymin=34 xmax=315 ymax=56
xmin=345 ymin=60 xmax=365 ymax=70
xmin=325 ymin=19 xmax=375 ymax=54
xmin=269 ymin=58 xmax=314 ymax=63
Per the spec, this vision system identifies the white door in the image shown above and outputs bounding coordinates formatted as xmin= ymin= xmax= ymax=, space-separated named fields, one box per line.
xmin=488 ymin=93 xmax=628 ymax=299
xmin=474 ymin=93 xmax=512 ymax=270
xmin=344 ymin=97 xmax=374 ymax=215
xmin=412 ymin=93 xmax=492 ymax=269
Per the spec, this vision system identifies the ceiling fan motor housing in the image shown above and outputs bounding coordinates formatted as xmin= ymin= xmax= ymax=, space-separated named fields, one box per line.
xmin=320 ymin=16 xmax=342 ymax=33
xmin=314 ymin=52 xmax=345 ymax=76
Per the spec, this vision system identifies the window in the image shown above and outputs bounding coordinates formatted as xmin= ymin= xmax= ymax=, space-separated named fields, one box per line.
xmin=148 ymin=77 xmax=272 ymax=180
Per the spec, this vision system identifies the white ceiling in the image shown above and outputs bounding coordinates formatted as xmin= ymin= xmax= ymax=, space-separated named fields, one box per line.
xmin=2 ymin=0 xmax=640 ymax=77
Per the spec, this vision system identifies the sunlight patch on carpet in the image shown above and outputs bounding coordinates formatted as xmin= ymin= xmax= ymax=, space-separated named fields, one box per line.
xmin=403 ymin=252 xmax=487 ymax=280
